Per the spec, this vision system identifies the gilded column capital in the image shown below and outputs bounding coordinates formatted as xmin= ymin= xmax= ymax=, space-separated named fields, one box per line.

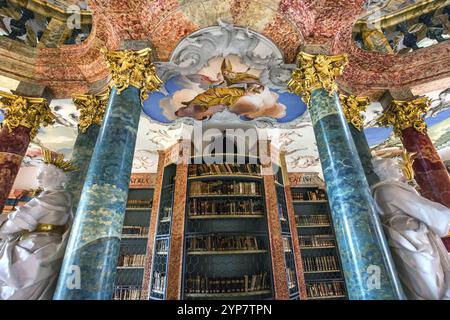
xmin=377 ymin=97 xmax=430 ymax=137
xmin=0 ymin=91 xmax=55 ymax=139
xmin=101 ymin=48 xmax=162 ymax=104
xmin=339 ymin=94 xmax=370 ymax=131
xmin=72 ymin=91 xmax=110 ymax=133
xmin=287 ymin=52 xmax=348 ymax=105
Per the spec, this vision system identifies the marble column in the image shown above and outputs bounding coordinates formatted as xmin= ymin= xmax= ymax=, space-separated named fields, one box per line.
xmin=0 ymin=92 xmax=54 ymax=212
xmin=288 ymin=52 xmax=404 ymax=300
xmin=65 ymin=92 xmax=109 ymax=212
xmin=53 ymin=48 xmax=162 ymax=300
xmin=378 ymin=97 xmax=450 ymax=250
xmin=339 ymin=94 xmax=380 ymax=186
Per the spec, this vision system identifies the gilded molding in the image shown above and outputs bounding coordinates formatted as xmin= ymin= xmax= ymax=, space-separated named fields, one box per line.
xmin=377 ymin=97 xmax=430 ymax=137
xmin=72 ymin=91 xmax=110 ymax=133
xmin=102 ymin=48 xmax=162 ymax=104
xmin=339 ymin=94 xmax=370 ymax=131
xmin=287 ymin=52 xmax=348 ymax=106
xmin=0 ymin=91 xmax=55 ymax=139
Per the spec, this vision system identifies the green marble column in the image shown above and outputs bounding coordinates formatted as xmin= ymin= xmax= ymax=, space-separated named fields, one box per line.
xmin=65 ymin=92 xmax=109 ymax=212
xmin=54 ymin=48 xmax=162 ymax=300
xmin=339 ymin=94 xmax=380 ymax=186
xmin=288 ymin=52 xmax=404 ymax=300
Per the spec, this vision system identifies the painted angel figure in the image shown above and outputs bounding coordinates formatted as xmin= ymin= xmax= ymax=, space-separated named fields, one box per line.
xmin=174 ymin=58 xmax=285 ymax=120
xmin=371 ymin=156 xmax=450 ymax=300
xmin=0 ymin=148 xmax=75 ymax=300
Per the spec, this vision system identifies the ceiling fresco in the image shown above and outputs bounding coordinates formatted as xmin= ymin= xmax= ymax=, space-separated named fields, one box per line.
xmin=354 ymin=0 xmax=450 ymax=54
xmin=0 ymin=0 xmax=92 ymax=47
xmin=0 ymin=13 xmax=448 ymax=188
xmin=143 ymin=55 xmax=306 ymax=123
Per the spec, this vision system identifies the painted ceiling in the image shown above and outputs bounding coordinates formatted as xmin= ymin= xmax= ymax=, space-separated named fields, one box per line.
xmin=0 ymin=1 xmax=449 ymax=188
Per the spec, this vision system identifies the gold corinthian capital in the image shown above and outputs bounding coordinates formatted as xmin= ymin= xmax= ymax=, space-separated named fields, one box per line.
xmin=0 ymin=91 xmax=55 ymax=139
xmin=339 ymin=94 xmax=370 ymax=131
xmin=72 ymin=90 xmax=110 ymax=133
xmin=377 ymin=97 xmax=430 ymax=138
xmin=101 ymin=48 xmax=162 ymax=104
xmin=287 ymin=52 xmax=348 ymax=106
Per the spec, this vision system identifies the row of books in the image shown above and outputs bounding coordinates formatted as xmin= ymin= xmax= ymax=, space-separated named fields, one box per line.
xmin=292 ymin=190 xmax=327 ymax=201
xmin=188 ymin=164 xmax=260 ymax=177
xmin=299 ymin=235 xmax=335 ymax=248
xmin=303 ymin=256 xmax=339 ymax=272
xmin=187 ymin=235 xmax=263 ymax=252
xmin=185 ymin=272 xmax=270 ymax=294
xmin=307 ymin=281 xmax=345 ymax=298
xmin=189 ymin=199 xmax=263 ymax=216
xmin=296 ymin=215 xmax=330 ymax=226
xmin=117 ymin=254 xmax=146 ymax=267
xmin=156 ymin=239 xmax=169 ymax=254
xmin=113 ymin=287 xmax=142 ymax=300
xmin=283 ymin=237 xmax=292 ymax=252
xmin=286 ymin=268 xmax=297 ymax=289
xmin=189 ymin=181 xmax=261 ymax=196
xmin=152 ymin=272 xmax=166 ymax=294
xmin=127 ymin=199 xmax=152 ymax=208
xmin=122 ymin=226 xmax=149 ymax=237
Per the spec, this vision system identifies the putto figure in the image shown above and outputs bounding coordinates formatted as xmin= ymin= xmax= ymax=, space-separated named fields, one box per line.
xmin=371 ymin=157 xmax=450 ymax=300
xmin=0 ymin=148 xmax=75 ymax=300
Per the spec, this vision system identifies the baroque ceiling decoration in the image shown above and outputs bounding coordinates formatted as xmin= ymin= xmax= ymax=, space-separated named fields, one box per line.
xmin=354 ymin=0 xmax=450 ymax=54
xmin=0 ymin=0 xmax=449 ymax=99
xmin=0 ymin=0 xmax=449 ymax=187
xmin=0 ymin=0 xmax=92 ymax=47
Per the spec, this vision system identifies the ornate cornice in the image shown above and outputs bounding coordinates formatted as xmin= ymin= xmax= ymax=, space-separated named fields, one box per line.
xmin=72 ymin=90 xmax=110 ymax=133
xmin=287 ymin=52 xmax=348 ymax=106
xmin=102 ymin=48 xmax=162 ymax=104
xmin=377 ymin=97 xmax=430 ymax=137
xmin=339 ymin=93 xmax=370 ymax=131
xmin=0 ymin=91 xmax=55 ymax=139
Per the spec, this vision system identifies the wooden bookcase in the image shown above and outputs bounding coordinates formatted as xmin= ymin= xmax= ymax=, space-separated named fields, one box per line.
xmin=142 ymin=139 xmax=305 ymax=300
xmin=289 ymin=173 xmax=348 ymax=300
xmin=113 ymin=174 xmax=155 ymax=300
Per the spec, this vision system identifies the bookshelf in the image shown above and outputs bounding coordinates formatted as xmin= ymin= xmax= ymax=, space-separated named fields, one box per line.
xmin=113 ymin=175 xmax=154 ymax=300
xmin=290 ymin=173 xmax=347 ymax=300
xmin=273 ymin=163 xmax=300 ymax=299
xmin=182 ymin=160 xmax=274 ymax=300
xmin=148 ymin=164 xmax=176 ymax=300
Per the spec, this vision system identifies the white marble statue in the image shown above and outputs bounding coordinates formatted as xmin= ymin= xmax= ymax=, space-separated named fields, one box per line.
xmin=0 ymin=149 xmax=74 ymax=300
xmin=371 ymin=156 xmax=450 ymax=300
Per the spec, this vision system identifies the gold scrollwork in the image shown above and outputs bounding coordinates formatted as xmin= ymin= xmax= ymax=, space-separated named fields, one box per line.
xmin=287 ymin=52 xmax=348 ymax=106
xmin=339 ymin=94 xmax=370 ymax=131
xmin=72 ymin=90 xmax=110 ymax=133
xmin=377 ymin=97 xmax=430 ymax=137
xmin=0 ymin=91 xmax=55 ymax=139
xmin=399 ymin=149 xmax=416 ymax=181
xmin=101 ymin=48 xmax=162 ymax=104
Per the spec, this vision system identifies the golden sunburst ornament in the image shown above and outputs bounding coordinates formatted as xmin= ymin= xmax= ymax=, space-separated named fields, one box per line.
xmin=41 ymin=147 xmax=76 ymax=172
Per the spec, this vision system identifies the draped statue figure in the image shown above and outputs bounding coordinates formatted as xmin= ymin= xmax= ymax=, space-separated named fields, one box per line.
xmin=0 ymin=148 xmax=74 ymax=300
xmin=371 ymin=156 xmax=450 ymax=300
